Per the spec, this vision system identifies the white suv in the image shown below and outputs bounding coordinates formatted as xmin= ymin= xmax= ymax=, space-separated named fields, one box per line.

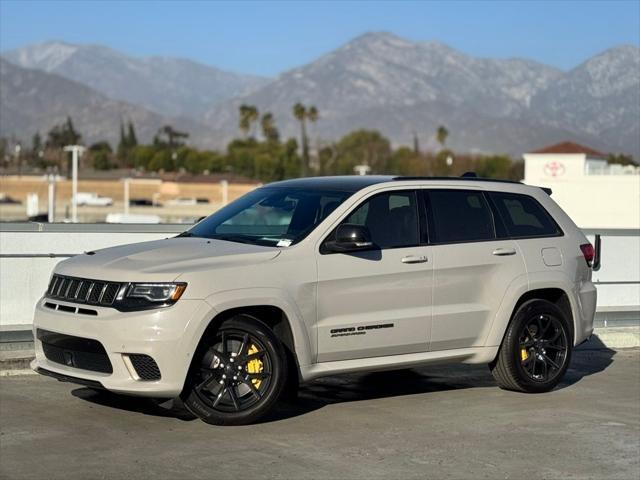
xmin=32 ymin=175 xmax=597 ymax=425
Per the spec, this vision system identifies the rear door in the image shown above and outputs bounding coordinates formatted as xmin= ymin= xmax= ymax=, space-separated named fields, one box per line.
xmin=423 ymin=188 xmax=527 ymax=351
xmin=315 ymin=189 xmax=433 ymax=362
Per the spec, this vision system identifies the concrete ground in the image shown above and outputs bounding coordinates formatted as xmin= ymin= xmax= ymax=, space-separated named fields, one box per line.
xmin=1 ymin=346 xmax=638 ymax=480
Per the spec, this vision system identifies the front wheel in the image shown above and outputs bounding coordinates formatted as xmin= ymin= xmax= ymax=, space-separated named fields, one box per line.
xmin=182 ymin=314 xmax=288 ymax=425
xmin=490 ymin=299 xmax=572 ymax=393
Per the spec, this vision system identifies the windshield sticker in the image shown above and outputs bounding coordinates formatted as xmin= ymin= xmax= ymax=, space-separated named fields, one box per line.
xmin=276 ymin=239 xmax=293 ymax=247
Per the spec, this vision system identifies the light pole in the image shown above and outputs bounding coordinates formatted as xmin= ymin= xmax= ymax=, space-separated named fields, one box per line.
xmin=123 ymin=177 xmax=130 ymax=216
xmin=47 ymin=168 xmax=57 ymax=223
xmin=15 ymin=144 xmax=22 ymax=177
xmin=63 ymin=145 xmax=85 ymax=223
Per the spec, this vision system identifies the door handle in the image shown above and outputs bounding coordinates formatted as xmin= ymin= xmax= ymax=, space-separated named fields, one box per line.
xmin=492 ymin=248 xmax=516 ymax=256
xmin=402 ymin=255 xmax=428 ymax=264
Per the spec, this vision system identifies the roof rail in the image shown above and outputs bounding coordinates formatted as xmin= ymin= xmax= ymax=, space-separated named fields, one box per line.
xmin=392 ymin=175 xmax=523 ymax=185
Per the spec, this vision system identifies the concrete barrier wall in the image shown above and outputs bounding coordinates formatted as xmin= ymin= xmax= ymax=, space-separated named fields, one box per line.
xmin=1 ymin=223 xmax=638 ymax=330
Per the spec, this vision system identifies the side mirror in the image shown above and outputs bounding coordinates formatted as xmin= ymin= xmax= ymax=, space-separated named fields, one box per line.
xmin=324 ymin=224 xmax=374 ymax=253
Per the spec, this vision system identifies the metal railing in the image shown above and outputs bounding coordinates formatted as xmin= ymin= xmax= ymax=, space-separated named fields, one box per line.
xmin=1 ymin=223 xmax=638 ymax=338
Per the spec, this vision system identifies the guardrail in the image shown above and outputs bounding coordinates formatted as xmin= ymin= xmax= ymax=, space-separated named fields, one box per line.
xmin=1 ymin=223 xmax=638 ymax=336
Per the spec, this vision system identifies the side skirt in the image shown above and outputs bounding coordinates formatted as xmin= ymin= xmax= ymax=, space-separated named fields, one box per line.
xmin=300 ymin=346 xmax=499 ymax=382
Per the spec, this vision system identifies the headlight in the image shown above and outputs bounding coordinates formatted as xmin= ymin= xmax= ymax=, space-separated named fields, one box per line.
xmin=115 ymin=282 xmax=187 ymax=311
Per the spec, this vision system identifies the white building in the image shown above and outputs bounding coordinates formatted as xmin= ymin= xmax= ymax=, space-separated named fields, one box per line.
xmin=523 ymin=142 xmax=640 ymax=229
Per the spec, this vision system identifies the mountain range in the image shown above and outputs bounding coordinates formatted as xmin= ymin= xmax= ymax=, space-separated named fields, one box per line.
xmin=1 ymin=33 xmax=638 ymax=157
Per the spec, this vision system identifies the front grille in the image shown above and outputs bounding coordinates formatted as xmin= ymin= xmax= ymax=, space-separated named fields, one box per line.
xmin=37 ymin=329 xmax=112 ymax=374
xmin=46 ymin=275 xmax=121 ymax=307
xmin=128 ymin=354 xmax=161 ymax=381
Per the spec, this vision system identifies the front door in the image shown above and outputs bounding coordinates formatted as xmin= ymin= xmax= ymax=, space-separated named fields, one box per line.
xmin=316 ymin=190 xmax=433 ymax=362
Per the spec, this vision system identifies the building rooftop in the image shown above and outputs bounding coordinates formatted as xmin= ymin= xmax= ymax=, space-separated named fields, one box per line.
xmin=530 ymin=141 xmax=606 ymax=158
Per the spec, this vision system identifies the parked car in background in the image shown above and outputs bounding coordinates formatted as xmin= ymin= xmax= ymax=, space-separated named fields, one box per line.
xmin=168 ymin=197 xmax=210 ymax=206
xmin=0 ymin=193 xmax=21 ymax=204
xmin=32 ymin=175 xmax=597 ymax=425
xmin=75 ymin=192 xmax=113 ymax=207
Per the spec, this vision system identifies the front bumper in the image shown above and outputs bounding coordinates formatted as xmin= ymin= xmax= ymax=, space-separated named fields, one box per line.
xmin=32 ymin=297 xmax=214 ymax=397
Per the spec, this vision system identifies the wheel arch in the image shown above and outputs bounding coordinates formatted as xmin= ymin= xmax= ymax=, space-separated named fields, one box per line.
xmin=181 ymin=295 xmax=309 ymax=395
xmin=486 ymin=274 xmax=578 ymax=350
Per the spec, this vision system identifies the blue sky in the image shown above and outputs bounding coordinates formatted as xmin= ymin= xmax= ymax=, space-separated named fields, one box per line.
xmin=1 ymin=0 xmax=638 ymax=76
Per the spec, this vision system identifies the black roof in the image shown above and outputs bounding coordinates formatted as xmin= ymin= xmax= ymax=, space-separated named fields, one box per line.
xmin=264 ymin=174 xmax=526 ymax=194
xmin=265 ymin=175 xmax=394 ymax=192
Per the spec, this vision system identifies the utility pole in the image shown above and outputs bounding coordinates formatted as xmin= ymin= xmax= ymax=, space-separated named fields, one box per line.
xmin=220 ymin=180 xmax=229 ymax=206
xmin=47 ymin=169 xmax=57 ymax=223
xmin=15 ymin=144 xmax=22 ymax=177
xmin=123 ymin=177 xmax=130 ymax=216
xmin=63 ymin=145 xmax=85 ymax=223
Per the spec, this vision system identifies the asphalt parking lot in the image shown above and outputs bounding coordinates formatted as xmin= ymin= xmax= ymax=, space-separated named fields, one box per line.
xmin=1 ymin=346 xmax=638 ymax=480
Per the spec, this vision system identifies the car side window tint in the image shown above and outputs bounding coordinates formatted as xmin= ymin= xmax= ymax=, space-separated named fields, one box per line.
xmin=343 ymin=191 xmax=419 ymax=249
xmin=490 ymin=192 xmax=561 ymax=238
xmin=426 ymin=190 xmax=495 ymax=243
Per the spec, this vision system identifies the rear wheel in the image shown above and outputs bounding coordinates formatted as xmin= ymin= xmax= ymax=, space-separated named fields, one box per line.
xmin=182 ymin=314 xmax=287 ymax=425
xmin=491 ymin=299 xmax=572 ymax=393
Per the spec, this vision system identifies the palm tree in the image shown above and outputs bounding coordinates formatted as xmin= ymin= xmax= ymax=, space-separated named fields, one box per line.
xmin=436 ymin=125 xmax=449 ymax=148
xmin=239 ymin=105 xmax=259 ymax=138
xmin=260 ymin=112 xmax=279 ymax=142
xmin=292 ymin=103 xmax=319 ymax=176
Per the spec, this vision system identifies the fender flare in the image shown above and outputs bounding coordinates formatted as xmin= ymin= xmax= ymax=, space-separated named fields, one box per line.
xmin=485 ymin=271 xmax=578 ymax=347
xmin=199 ymin=288 xmax=314 ymax=368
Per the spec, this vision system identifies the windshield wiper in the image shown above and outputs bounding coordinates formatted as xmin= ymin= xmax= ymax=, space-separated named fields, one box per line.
xmin=176 ymin=231 xmax=194 ymax=238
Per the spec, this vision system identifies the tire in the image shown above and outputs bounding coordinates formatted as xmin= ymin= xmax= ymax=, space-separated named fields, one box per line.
xmin=490 ymin=299 xmax=572 ymax=393
xmin=182 ymin=314 xmax=288 ymax=425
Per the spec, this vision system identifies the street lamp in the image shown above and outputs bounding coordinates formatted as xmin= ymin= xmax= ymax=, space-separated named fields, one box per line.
xmin=15 ymin=143 xmax=22 ymax=177
xmin=63 ymin=145 xmax=85 ymax=223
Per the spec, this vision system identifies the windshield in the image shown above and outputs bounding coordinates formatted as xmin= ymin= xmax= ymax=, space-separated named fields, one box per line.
xmin=183 ymin=187 xmax=352 ymax=246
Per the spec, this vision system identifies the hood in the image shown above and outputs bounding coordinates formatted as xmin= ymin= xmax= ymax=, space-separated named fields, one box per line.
xmin=55 ymin=237 xmax=281 ymax=282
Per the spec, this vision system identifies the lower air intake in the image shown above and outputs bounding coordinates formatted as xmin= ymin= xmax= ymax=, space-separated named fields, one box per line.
xmin=128 ymin=354 xmax=161 ymax=381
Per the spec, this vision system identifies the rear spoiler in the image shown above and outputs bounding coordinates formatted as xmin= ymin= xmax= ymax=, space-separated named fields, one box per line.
xmin=539 ymin=187 xmax=553 ymax=195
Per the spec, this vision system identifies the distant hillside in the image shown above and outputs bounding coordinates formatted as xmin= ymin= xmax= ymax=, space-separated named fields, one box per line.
xmin=3 ymin=41 xmax=269 ymax=118
xmin=2 ymin=33 xmax=639 ymax=157
xmin=0 ymin=59 xmax=209 ymax=146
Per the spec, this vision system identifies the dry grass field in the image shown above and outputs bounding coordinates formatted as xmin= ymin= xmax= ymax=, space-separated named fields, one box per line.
xmin=0 ymin=176 xmax=258 ymax=223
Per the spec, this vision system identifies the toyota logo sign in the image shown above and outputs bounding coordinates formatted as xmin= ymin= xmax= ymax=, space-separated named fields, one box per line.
xmin=544 ymin=161 xmax=565 ymax=177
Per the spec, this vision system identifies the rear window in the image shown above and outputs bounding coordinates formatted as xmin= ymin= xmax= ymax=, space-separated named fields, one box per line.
xmin=489 ymin=192 xmax=561 ymax=238
xmin=426 ymin=190 xmax=495 ymax=243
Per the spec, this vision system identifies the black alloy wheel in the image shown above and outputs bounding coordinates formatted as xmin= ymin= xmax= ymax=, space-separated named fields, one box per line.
xmin=491 ymin=299 xmax=572 ymax=393
xmin=182 ymin=314 xmax=287 ymax=425
xmin=518 ymin=313 xmax=569 ymax=383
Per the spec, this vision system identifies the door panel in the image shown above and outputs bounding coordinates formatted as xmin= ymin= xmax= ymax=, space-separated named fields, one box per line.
xmin=430 ymin=240 xmax=525 ymax=350
xmin=317 ymin=247 xmax=433 ymax=362
xmin=316 ymin=190 xmax=432 ymax=362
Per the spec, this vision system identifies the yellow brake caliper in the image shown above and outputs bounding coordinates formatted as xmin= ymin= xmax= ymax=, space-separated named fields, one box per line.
xmin=246 ymin=344 xmax=264 ymax=388
xmin=521 ymin=347 xmax=529 ymax=362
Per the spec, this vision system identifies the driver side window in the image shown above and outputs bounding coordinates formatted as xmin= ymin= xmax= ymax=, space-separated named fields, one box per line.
xmin=343 ymin=191 xmax=420 ymax=249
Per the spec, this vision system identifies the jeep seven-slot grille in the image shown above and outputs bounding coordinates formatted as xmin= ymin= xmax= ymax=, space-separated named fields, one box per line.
xmin=47 ymin=275 xmax=121 ymax=307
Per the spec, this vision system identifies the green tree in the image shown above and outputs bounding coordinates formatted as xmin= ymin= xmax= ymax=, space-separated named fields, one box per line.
xmin=608 ymin=153 xmax=636 ymax=166
xmin=46 ymin=116 xmax=82 ymax=148
xmin=89 ymin=141 xmax=113 ymax=170
xmin=436 ymin=125 xmax=449 ymax=149
xmin=129 ymin=145 xmax=156 ymax=171
xmin=260 ymin=112 xmax=279 ymax=142
xmin=292 ymin=103 xmax=318 ymax=176
xmin=31 ymin=132 xmax=42 ymax=155
xmin=238 ymin=105 xmax=259 ymax=138
xmin=127 ymin=121 xmax=138 ymax=147
xmin=333 ymin=130 xmax=391 ymax=175
xmin=153 ymin=125 xmax=189 ymax=149
xmin=476 ymin=155 xmax=512 ymax=179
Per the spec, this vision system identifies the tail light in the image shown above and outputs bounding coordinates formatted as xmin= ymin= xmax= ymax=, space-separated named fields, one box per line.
xmin=580 ymin=243 xmax=595 ymax=267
